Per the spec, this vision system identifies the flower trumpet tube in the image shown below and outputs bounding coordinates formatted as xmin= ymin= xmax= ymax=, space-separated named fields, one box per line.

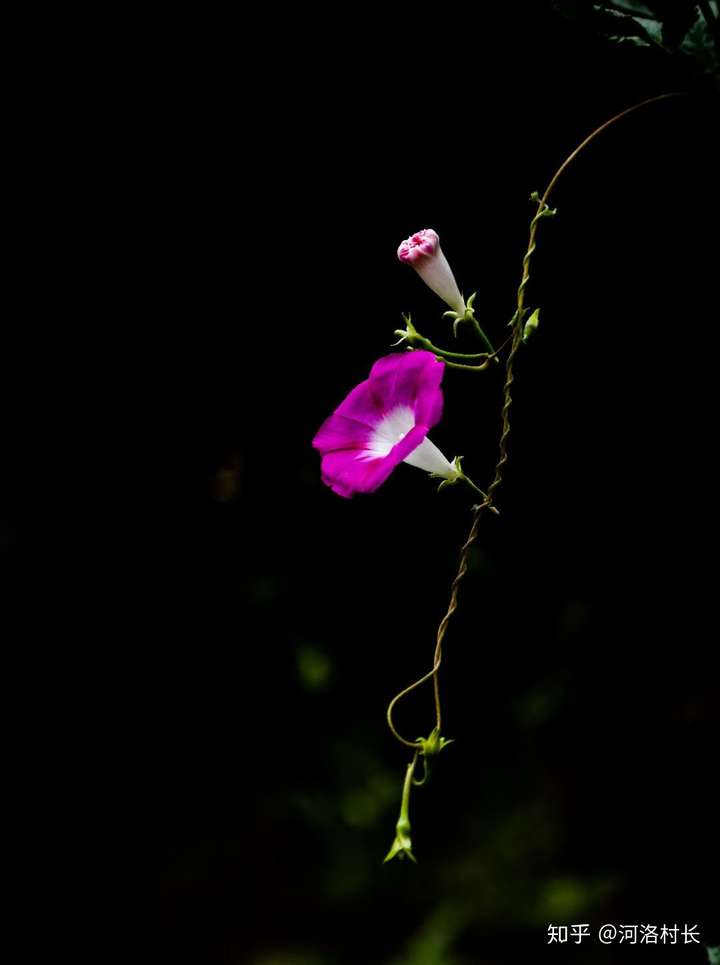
xmin=312 ymin=351 xmax=460 ymax=498
xmin=397 ymin=229 xmax=466 ymax=316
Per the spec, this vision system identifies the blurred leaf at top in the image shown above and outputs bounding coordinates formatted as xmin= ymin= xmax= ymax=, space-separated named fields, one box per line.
xmin=552 ymin=0 xmax=720 ymax=84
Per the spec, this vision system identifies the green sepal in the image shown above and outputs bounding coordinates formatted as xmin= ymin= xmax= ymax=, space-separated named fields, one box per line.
xmin=444 ymin=292 xmax=481 ymax=339
xmin=433 ymin=456 xmax=463 ymax=492
xmin=417 ymin=726 xmax=454 ymax=758
xmin=434 ymin=457 xmax=489 ymax=502
xmin=383 ymin=816 xmax=417 ymax=864
xmin=391 ymin=313 xmax=418 ymax=347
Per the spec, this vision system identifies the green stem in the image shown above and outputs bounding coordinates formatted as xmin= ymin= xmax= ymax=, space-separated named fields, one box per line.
xmin=398 ymin=756 xmax=415 ymax=827
xmin=460 ymin=473 xmax=489 ymax=500
xmin=442 ymin=358 xmax=492 ymax=371
xmin=467 ymin=312 xmax=497 ymax=355
xmin=419 ymin=338 xmax=488 ymax=361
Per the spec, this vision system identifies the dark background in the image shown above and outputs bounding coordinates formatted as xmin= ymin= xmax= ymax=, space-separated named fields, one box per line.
xmin=4 ymin=4 xmax=719 ymax=964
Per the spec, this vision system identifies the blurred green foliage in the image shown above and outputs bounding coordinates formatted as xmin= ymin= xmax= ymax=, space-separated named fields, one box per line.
xmin=553 ymin=0 xmax=720 ymax=83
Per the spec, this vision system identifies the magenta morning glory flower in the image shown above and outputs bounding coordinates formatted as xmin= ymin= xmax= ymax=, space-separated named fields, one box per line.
xmin=397 ymin=228 xmax=466 ymax=316
xmin=312 ymin=351 xmax=459 ymax=498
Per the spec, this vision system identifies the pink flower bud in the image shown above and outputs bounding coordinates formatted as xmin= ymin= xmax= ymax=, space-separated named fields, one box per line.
xmin=397 ymin=229 xmax=466 ymax=315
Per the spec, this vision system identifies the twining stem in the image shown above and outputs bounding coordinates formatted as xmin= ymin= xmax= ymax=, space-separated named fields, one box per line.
xmin=386 ymin=92 xmax=683 ymax=750
xmin=387 ymin=665 xmax=442 ymax=747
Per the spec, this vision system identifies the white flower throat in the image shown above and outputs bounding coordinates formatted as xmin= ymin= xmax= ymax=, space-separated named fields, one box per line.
xmin=362 ymin=405 xmax=456 ymax=478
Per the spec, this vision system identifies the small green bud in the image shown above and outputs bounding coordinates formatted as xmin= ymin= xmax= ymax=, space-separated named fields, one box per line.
xmin=522 ymin=308 xmax=540 ymax=343
xmin=383 ymin=816 xmax=416 ymax=864
xmin=384 ymin=758 xmax=419 ymax=864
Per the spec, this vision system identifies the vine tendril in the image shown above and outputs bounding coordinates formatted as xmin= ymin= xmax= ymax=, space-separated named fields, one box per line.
xmin=386 ymin=92 xmax=683 ymax=751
